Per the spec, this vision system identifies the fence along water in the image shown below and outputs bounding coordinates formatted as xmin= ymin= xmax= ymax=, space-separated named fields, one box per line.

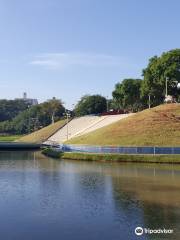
xmin=59 ymin=145 xmax=180 ymax=155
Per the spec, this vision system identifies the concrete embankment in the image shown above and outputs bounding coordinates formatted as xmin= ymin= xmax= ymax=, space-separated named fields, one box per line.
xmin=0 ymin=142 xmax=41 ymax=150
xmin=47 ymin=114 xmax=132 ymax=144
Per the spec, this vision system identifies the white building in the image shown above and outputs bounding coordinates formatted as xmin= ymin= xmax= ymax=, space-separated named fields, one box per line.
xmin=164 ymin=95 xmax=176 ymax=103
xmin=16 ymin=92 xmax=38 ymax=105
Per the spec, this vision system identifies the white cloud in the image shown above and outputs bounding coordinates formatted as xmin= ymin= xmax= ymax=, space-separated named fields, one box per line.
xmin=30 ymin=52 xmax=135 ymax=70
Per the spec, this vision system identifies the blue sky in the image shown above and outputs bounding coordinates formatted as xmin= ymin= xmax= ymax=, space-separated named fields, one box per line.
xmin=0 ymin=0 xmax=180 ymax=108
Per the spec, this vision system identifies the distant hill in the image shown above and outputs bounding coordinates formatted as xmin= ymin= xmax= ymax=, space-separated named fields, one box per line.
xmin=67 ymin=104 xmax=180 ymax=146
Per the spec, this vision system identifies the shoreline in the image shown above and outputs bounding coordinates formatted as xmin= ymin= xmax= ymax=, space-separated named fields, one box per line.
xmin=42 ymin=148 xmax=180 ymax=164
xmin=0 ymin=142 xmax=41 ymax=150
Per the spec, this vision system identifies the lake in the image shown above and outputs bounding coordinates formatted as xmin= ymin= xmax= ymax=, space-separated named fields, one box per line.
xmin=0 ymin=151 xmax=179 ymax=240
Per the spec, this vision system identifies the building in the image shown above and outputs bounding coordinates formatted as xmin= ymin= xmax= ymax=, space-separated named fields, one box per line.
xmin=164 ymin=95 xmax=176 ymax=103
xmin=16 ymin=92 xmax=38 ymax=105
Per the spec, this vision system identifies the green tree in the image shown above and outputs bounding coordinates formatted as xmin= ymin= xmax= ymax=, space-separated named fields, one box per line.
xmin=0 ymin=99 xmax=29 ymax=121
xmin=112 ymin=79 xmax=143 ymax=112
xmin=43 ymin=98 xmax=65 ymax=124
xmin=75 ymin=95 xmax=107 ymax=116
xmin=141 ymin=49 xmax=180 ymax=106
xmin=0 ymin=99 xmax=65 ymax=134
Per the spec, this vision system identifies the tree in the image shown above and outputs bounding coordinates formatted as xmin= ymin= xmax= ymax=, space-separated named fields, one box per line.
xmin=43 ymin=98 xmax=65 ymax=124
xmin=112 ymin=79 xmax=143 ymax=112
xmin=0 ymin=99 xmax=29 ymax=121
xmin=74 ymin=95 xmax=107 ymax=116
xmin=141 ymin=49 xmax=180 ymax=106
xmin=0 ymin=99 xmax=65 ymax=134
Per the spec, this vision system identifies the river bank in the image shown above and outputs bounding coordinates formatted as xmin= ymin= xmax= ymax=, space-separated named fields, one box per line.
xmin=0 ymin=142 xmax=41 ymax=150
xmin=42 ymin=148 xmax=180 ymax=164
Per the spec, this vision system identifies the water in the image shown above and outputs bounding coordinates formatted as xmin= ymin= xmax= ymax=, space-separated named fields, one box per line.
xmin=0 ymin=151 xmax=179 ymax=240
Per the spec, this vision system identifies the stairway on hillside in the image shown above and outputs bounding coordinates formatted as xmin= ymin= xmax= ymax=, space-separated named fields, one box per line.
xmin=47 ymin=114 xmax=132 ymax=143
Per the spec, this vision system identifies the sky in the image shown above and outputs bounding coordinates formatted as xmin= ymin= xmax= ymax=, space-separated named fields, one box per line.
xmin=0 ymin=0 xmax=180 ymax=109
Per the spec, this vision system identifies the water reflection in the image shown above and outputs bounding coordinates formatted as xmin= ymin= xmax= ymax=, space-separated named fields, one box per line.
xmin=0 ymin=151 xmax=179 ymax=239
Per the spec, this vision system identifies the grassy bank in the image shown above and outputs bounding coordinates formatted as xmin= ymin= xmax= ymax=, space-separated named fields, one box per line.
xmin=42 ymin=148 xmax=180 ymax=164
xmin=42 ymin=148 xmax=63 ymax=158
xmin=20 ymin=104 xmax=180 ymax=147
xmin=17 ymin=119 xmax=66 ymax=143
xmin=0 ymin=135 xmax=22 ymax=142
xmin=67 ymin=104 xmax=180 ymax=146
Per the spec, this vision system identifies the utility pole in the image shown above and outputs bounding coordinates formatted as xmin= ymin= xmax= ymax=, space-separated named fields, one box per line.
xmin=51 ymin=112 xmax=55 ymax=124
xmin=165 ymin=77 xmax=168 ymax=97
xmin=66 ymin=111 xmax=69 ymax=140
xmin=28 ymin=117 xmax=31 ymax=133
xmin=64 ymin=110 xmax=71 ymax=140
xmin=148 ymin=94 xmax=151 ymax=109
xmin=106 ymin=96 xmax=109 ymax=112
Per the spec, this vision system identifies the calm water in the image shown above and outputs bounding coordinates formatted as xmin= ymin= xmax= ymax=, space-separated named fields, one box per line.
xmin=0 ymin=151 xmax=179 ymax=240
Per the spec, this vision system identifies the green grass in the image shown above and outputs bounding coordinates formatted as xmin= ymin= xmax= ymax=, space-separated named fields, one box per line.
xmin=66 ymin=104 xmax=180 ymax=146
xmin=17 ymin=119 xmax=67 ymax=143
xmin=0 ymin=135 xmax=22 ymax=142
xmin=42 ymin=148 xmax=180 ymax=164
xmin=42 ymin=148 xmax=63 ymax=158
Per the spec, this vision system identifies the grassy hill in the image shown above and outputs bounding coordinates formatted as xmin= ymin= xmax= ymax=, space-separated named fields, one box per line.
xmin=66 ymin=104 xmax=180 ymax=146
xmin=17 ymin=119 xmax=66 ymax=143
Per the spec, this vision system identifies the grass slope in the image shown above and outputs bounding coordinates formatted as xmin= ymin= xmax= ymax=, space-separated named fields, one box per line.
xmin=0 ymin=135 xmax=22 ymax=142
xmin=67 ymin=104 xmax=180 ymax=146
xmin=17 ymin=119 xmax=66 ymax=143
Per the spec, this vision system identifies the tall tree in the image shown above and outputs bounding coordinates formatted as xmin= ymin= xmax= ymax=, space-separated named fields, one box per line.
xmin=75 ymin=95 xmax=107 ymax=116
xmin=112 ymin=79 xmax=142 ymax=111
xmin=0 ymin=99 xmax=29 ymax=121
xmin=141 ymin=49 xmax=180 ymax=106
xmin=43 ymin=98 xmax=65 ymax=124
